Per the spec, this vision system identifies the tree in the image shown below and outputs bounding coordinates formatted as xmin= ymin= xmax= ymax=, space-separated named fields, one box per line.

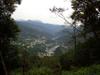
xmin=0 ymin=0 xmax=21 ymax=75
xmin=71 ymin=0 xmax=100 ymax=39
xmin=50 ymin=7 xmax=79 ymax=50
xmin=71 ymin=0 xmax=100 ymax=65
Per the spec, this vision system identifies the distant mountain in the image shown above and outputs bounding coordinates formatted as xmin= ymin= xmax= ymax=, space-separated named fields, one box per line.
xmin=16 ymin=20 xmax=69 ymax=40
xmin=15 ymin=20 xmax=73 ymax=56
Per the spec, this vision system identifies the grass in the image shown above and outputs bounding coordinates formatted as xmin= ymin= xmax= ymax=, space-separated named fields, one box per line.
xmin=11 ymin=64 xmax=100 ymax=75
xmin=62 ymin=64 xmax=100 ymax=75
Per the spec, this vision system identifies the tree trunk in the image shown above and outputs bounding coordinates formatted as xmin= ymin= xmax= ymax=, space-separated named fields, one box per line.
xmin=73 ymin=24 xmax=77 ymax=51
xmin=0 ymin=51 xmax=8 ymax=75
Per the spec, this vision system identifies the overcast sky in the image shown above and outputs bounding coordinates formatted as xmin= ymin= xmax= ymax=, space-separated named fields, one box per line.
xmin=12 ymin=0 xmax=73 ymax=25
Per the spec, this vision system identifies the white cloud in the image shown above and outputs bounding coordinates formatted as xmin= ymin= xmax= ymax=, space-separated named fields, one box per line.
xmin=12 ymin=0 xmax=73 ymax=25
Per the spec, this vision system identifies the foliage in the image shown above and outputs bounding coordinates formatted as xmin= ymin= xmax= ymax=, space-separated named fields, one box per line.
xmin=4 ymin=0 xmax=100 ymax=75
xmin=11 ymin=64 xmax=100 ymax=75
xmin=62 ymin=64 xmax=100 ymax=75
xmin=54 ymin=46 xmax=66 ymax=56
xmin=71 ymin=0 xmax=100 ymax=38
xmin=11 ymin=67 xmax=53 ymax=75
xmin=71 ymin=0 xmax=100 ymax=67
xmin=0 ymin=0 xmax=21 ymax=74
xmin=40 ymin=56 xmax=60 ymax=68
xmin=59 ymin=48 xmax=75 ymax=70
xmin=74 ymin=38 xmax=100 ymax=66
xmin=28 ymin=67 xmax=53 ymax=75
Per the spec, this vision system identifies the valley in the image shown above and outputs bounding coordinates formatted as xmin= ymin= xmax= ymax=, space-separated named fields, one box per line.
xmin=15 ymin=20 xmax=73 ymax=56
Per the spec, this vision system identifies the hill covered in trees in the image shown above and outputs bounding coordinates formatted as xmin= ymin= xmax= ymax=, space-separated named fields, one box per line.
xmin=15 ymin=20 xmax=73 ymax=56
xmin=0 ymin=0 xmax=100 ymax=75
xmin=16 ymin=20 xmax=72 ymax=40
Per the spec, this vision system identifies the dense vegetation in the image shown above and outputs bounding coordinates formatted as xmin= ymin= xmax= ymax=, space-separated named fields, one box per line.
xmin=11 ymin=64 xmax=100 ymax=75
xmin=0 ymin=0 xmax=100 ymax=75
xmin=0 ymin=0 xmax=21 ymax=75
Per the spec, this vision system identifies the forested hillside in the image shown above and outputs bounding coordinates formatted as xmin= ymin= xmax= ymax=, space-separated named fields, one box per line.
xmin=15 ymin=20 xmax=72 ymax=56
xmin=0 ymin=0 xmax=100 ymax=75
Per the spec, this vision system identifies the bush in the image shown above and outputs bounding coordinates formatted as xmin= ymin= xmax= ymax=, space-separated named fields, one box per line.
xmin=62 ymin=64 xmax=100 ymax=75
xmin=28 ymin=67 xmax=53 ymax=75
xmin=11 ymin=67 xmax=53 ymax=75
xmin=74 ymin=38 xmax=100 ymax=66
xmin=10 ymin=68 xmax=22 ymax=75
xmin=60 ymin=49 xmax=75 ymax=70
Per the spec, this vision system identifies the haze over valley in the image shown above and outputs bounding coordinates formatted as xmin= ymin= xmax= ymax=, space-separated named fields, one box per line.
xmin=15 ymin=20 xmax=73 ymax=56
